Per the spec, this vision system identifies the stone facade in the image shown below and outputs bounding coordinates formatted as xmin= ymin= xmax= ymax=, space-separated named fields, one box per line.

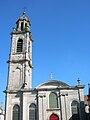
xmin=4 ymin=12 xmax=86 ymax=120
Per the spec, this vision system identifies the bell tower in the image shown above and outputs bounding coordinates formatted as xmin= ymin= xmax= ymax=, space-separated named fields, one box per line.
xmin=7 ymin=11 xmax=33 ymax=90
xmin=5 ymin=12 xmax=34 ymax=120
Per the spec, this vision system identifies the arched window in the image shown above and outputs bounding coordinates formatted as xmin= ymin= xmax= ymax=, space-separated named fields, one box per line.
xmin=17 ymin=39 xmax=23 ymax=52
xmin=71 ymin=100 xmax=80 ymax=120
xmin=49 ymin=114 xmax=59 ymax=120
xmin=29 ymin=103 xmax=36 ymax=120
xmin=12 ymin=105 xmax=20 ymax=120
xmin=49 ymin=92 xmax=58 ymax=108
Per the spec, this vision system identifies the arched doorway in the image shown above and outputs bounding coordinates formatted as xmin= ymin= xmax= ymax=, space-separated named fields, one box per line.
xmin=49 ymin=114 xmax=59 ymax=120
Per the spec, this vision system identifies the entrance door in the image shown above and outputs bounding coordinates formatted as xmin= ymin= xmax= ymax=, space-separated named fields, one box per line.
xmin=49 ymin=114 xmax=59 ymax=120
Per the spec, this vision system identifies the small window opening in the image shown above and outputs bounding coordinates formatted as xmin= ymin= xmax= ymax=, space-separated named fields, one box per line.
xmin=21 ymin=22 xmax=23 ymax=30
xmin=17 ymin=23 xmax=19 ymax=29
xmin=25 ymin=23 xmax=27 ymax=27
xmin=24 ymin=23 xmax=27 ymax=31
xmin=17 ymin=39 xmax=23 ymax=52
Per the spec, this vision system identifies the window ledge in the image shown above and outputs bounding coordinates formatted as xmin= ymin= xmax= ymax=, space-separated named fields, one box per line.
xmin=47 ymin=108 xmax=60 ymax=111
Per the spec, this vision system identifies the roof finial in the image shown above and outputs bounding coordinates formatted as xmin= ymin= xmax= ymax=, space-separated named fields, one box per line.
xmin=77 ymin=77 xmax=80 ymax=85
xmin=50 ymin=72 xmax=53 ymax=80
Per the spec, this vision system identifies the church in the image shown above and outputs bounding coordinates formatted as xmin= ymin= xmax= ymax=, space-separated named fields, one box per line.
xmin=4 ymin=12 xmax=86 ymax=120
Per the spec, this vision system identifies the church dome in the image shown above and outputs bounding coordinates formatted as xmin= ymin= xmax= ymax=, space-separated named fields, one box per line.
xmin=36 ymin=80 xmax=69 ymax=89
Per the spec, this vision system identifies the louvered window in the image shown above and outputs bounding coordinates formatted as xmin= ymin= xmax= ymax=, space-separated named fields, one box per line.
xmin=49 ymin=92 xmax=58 ymax=108
xmin=17 ymin=39 xmax=23 ymax=52
xmin=12 ymin=105 xmax=20 ymax=120
xmin=29 ymin=103 xmax=36 ymax=120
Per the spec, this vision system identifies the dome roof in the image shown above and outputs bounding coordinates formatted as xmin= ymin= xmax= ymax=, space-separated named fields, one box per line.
xmin=36 ymin=80 xmax=69 ymax=89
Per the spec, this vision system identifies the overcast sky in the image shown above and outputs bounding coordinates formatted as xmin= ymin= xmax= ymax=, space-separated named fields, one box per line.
xmin=0 ymin=0 xmax=90 ymax=107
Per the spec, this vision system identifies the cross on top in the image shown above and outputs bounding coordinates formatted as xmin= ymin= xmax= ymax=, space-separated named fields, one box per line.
xmin=23 ymin=7 xmax=26 ymax=15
